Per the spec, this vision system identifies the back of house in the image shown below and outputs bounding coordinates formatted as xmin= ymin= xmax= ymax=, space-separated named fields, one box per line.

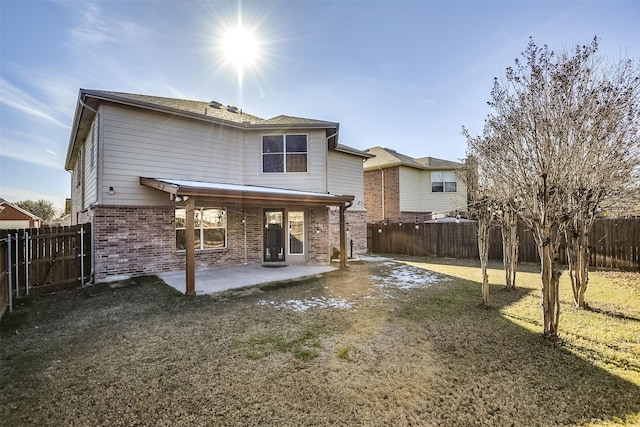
xmin=65 ymin=89 xmax=371 ymax=283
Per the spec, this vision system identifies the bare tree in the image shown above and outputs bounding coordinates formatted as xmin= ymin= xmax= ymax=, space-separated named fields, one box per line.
xmin=459 ymin=155 xmax=500 ymax=306
xmin=465 ymin=37 xmax=639 ymax=336
xmin=499 ymin=200 xmax=519 ymax=290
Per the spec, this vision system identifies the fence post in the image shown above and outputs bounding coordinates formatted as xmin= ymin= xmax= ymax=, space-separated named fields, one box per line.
xmin=14 ymin=232 xmax=19 ymax=299
xmin=25 ymin=231 xmax=29 ymax=296
xmin=79 ymin=226 xmax=85 ymax=287
xmin=7 ymin=234 xmax=12 ymax=313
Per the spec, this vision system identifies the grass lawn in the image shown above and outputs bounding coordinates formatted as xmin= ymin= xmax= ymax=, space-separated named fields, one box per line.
xmin=1 ymin=257 xmax=639 ymax=426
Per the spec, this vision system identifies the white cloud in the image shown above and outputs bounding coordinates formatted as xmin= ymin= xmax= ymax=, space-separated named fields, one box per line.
xmin=0 ymin=78 xmax=70 ymax=128
xmin=3 ymin=64 xmax=79 ymax=122
xmin=66 ymin=2 xmax=153 ymax=49
xmin=0 ymin=130 xmax=66 ymax=170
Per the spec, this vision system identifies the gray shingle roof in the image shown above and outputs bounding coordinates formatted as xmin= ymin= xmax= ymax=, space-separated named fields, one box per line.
xmin=82 ymin=90 xmax=340 ymax=128
xmin=86 ymin=90 xmax=264 ymax=124
xmin=363 ymin=146 xmax=462 ymax=171
xmin=257 ymin=114 xmax=338 ymax=127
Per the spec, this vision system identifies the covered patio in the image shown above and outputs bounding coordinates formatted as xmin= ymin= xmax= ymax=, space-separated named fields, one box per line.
xmin=159 ymin=264 xmax=337 ymax=296
xmin=141 ymin=177 xmax=354 ymax=296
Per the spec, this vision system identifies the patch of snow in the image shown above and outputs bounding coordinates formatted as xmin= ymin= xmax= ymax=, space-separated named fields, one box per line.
xmin=258 ymin=296 xmax=353 ymax=312
xmin=371 ymin=264 xmax=447 ymax=291
xmin=353 ymin=255 xmax=394 ymax=262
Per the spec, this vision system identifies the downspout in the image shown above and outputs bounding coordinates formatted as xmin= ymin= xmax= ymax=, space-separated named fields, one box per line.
xmin=78 ymin=97 xmax=99 ymax=284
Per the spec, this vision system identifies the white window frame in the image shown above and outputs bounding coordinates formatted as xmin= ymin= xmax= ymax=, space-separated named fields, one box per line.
xmin=431 ymin=171 xmax=457 ymax=193
xmin=175 ymin=207 xmax=227 ymax=251
xmin=287 ymin=211 xmax=305 ymax=255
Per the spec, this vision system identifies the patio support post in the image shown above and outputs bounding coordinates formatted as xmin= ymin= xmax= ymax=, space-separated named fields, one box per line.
xmin=185 ymin=198 xmax=196 ymax=297
xmin=339 ymin=204 xmax=348 ymax=269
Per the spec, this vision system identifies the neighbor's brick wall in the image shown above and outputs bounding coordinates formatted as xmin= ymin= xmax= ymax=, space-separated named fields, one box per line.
xmin=328 ymin=209 xmax=367 ymax=256
xmin=91 ymin=205 xmax=265 ymax=282
xmin=364 ymin=167 xmax=400 ymax=223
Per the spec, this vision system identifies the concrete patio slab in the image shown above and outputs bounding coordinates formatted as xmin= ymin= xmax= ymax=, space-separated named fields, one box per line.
xmin=159 ymin=264 xmax=337 ymax=295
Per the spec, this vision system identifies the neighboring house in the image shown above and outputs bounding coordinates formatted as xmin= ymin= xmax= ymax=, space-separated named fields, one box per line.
xmin=64 ymin=89 xmax=371 ymax=283
xmin=363 ymin=147 xmax=467 ymax=223
xmin=0 ymin=198 xmax=42 ymax=229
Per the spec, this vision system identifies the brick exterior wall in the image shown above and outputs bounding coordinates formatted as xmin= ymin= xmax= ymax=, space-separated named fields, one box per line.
xmin=364 ymin=167 xmax=400 ymax=223
xmin=328 ymin=208 xmax=367 ymax=256
xmin=91 ymin=205 xmax=266 ymax=282
xmin=88 ymin=205 xmax=335 ymax=282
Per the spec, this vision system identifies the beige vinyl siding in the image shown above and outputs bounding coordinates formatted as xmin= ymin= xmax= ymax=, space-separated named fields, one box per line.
xmin=399 ymin=167 xmax=467 ymax=216
xmin=398 ymin=167 xmax=424 ymax=211
xmin=327 ymin=151 xmax=365 ymax=211
xmin=0 ymin=220 xmax=30 ymax=229
xmin=243 ymin=129 xmax=327 ymax=193
xmin=100 ymin=104 xmax=246 ymax=205
xmin=83 ymin=118 xmax=98 ymax=206
xmin=423 ymin=170 xmax=467 ymax=217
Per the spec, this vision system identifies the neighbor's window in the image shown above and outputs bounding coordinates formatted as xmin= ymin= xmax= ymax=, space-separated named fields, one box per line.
xmin=262 ymin=134 xmax=308 ymax=173
xmin=175 ymin=207 xmax=226 ymax=250
xmin=431 ymin=171 xmax=457 ymax=193
xmin=288 ymin=211 xmax=304 ymax=255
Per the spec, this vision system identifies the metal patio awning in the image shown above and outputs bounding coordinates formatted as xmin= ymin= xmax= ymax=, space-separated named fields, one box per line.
xmin=140 ymin=177 xmax=354 ymax=207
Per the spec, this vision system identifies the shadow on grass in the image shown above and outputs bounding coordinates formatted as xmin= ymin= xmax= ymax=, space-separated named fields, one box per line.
xmin=396 ymin=257 xmax=640 ymax=425
xmin=585 ymin=305 xmax=640 ymax=323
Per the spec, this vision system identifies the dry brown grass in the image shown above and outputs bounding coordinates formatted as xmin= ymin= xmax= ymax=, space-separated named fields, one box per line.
xmin=1 ymin=258 xmax=639 ymax=426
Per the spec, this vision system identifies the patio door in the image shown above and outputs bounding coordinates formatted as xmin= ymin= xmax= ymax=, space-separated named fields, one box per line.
xmin=264 ymin=209 xmax=285 ymax=262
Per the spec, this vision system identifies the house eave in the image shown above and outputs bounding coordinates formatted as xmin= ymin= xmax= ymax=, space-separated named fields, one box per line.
xmin=334 ymin=144 xmax=374 ymax=159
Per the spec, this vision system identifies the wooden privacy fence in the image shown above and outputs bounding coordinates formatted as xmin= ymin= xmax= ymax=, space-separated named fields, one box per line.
xmin=0 ymin=224 xmax=92 ymax=318
xmin=367 ymin=218 xmax=640 ymax=270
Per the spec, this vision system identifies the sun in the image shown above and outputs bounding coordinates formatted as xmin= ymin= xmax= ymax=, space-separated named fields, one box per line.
xmin=221 ymin=26 xmax=259 ymax=70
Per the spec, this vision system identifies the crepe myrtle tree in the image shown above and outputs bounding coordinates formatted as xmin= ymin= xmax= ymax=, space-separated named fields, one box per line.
xmin=458 ymin=156 xmax=501 ymax=306
xmin=498 ymin=198 xmax=519 ymax=291
xmin=465 ymin=37 xmax=639 ymax=336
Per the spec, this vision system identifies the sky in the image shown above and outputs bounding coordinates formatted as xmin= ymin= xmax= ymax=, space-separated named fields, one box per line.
xmin=1 ymin=0 xmax=639 ymax=211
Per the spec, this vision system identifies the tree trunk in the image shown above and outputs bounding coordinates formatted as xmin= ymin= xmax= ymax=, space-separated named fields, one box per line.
xmin=501 ymin=210 xmax=519 ymax=290
xmin=566 ymin=217 xmax=590 ymax=308
xmin=478 ymin=219 xmax=491 ymax=306
xmin=538 ymin=226 xmax=561 ymax=336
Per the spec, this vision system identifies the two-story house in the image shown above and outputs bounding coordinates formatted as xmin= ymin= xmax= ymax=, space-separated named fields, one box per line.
xmin=65 ymin=89 xmax=371 ymax=284
xmin=363 ymin=146 xmax=467 ymax=223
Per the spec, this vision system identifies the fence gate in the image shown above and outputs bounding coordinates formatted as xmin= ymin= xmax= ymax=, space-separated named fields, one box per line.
xmin=0 ymin=224 xmax=92 ymax=317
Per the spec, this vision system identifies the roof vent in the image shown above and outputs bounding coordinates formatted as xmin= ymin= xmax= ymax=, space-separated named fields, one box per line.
xmin=227 ymin=105 xmax=239 ymax=113
xmin=209 ymin=101 xmax=222 ymax=108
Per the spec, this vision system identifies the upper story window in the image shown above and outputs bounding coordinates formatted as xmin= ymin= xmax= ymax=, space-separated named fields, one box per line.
xmin=431 ymin=171 xmax=457 ymax=193
xmin=262 ymin=134 xmax=308 ymax=173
